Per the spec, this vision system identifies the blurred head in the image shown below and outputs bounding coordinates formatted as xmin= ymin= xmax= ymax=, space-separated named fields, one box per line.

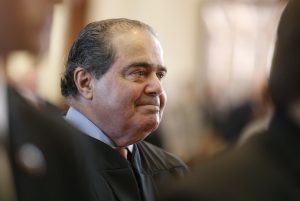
xmin=0 ymin=0 xmax=62 ymax=55
xmin=269 ymin=0 xmax=300 ymax=112
xmin=61 ymin=19 xmax=167 ymax=146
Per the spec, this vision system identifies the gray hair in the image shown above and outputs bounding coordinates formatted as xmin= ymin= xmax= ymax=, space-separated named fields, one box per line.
xmin=61 ymin=18 xmax=158 ymax=97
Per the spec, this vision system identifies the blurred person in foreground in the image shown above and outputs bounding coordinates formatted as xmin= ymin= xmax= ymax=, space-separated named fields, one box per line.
xmin=161 ymin=0 xmax=300 ymax=200
xmin=0 ymin=0 xmax=93 ymax=200
xmin=61 ymin=18 xmax=188 ymax=201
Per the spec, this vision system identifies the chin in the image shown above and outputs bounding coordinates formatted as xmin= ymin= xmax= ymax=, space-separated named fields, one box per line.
xmin=132 ymin=116 xmax=160 ymax=138
xmin=129 ymin=124 xmax=158 ymax=144
xmin=141 ymin=120 xmax=159 ymax=133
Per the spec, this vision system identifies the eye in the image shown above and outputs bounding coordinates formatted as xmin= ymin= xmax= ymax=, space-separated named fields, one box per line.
xmin=136 ymin=70 xmax=146 ymax=77
xmin=128 ymin=69 xmax=148 ymax=80
xmin=156 ymin=71 xmax=166 ymax=79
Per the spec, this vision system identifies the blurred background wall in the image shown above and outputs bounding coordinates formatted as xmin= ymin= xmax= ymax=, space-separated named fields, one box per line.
xmin=6 ymin=0 xmax=287 ymax=163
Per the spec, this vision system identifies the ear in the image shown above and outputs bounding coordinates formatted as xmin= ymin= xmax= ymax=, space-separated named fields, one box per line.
xmin=73 ymin=68 xmax=94 ymax=100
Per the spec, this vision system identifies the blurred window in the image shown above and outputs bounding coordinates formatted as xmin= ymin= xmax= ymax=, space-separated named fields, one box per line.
xmin=200 ymin=0 xmax=287 ymax=107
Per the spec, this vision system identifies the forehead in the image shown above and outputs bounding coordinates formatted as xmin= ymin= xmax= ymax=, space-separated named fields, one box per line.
xmin=111 ymin=29 xmax=163 ymax=61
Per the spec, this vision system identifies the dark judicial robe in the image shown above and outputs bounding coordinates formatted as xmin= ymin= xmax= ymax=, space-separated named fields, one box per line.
xmin=86 ymin=135 xmax=189 ymax=201
xmin=162 ymin=111 xmax=300 ymax=201
xmin=7 ymin=87 xmax=93 ymax=201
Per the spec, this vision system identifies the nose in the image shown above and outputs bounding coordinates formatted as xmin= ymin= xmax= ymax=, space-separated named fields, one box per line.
xmin=145 ymin=73 xmax=164 ymax=96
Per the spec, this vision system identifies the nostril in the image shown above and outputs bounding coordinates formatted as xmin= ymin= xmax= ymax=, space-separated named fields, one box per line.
xmin=148 ymin=91 xmax=159 ymax=97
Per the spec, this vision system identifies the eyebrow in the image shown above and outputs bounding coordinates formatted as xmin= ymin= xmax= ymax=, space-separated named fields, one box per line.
xmin=124 ymin=62 xmax=167 ymax=73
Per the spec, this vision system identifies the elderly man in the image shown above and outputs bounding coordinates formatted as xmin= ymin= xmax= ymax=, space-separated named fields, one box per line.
xmin=61 ymin=18 xmax=188 ymax=201
xmin=0 ymin=0 xmax=93 ymax=200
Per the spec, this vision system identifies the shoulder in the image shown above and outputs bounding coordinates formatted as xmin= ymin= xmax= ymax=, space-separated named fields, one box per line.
xmin=194 ymin=132 xmax=269 ymax=177
xmin=162 ymin=134 xmax=269 ymax=201
xmin=164 ymin=131 xmax=300 ymax=201
xmin=7 ymin=87 xmax=94 ymax=201
xmin=136 ymin=141 xmax=189 ymax=173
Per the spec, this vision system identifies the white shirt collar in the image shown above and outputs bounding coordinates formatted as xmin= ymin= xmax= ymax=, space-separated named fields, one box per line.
xmin=65 ymin=107 xmax=133 ymax=152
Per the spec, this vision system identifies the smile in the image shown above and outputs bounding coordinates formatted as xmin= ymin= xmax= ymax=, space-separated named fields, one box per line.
xmin=136 ymin=105 xmax=160 ymax=113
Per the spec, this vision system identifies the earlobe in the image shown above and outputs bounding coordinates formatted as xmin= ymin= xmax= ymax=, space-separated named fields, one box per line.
xmin=73 ymin=68 xmax=94 ymax=100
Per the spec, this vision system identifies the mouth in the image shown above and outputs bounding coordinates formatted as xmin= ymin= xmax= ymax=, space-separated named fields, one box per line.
xmin=139 ymin=105 xmax=160 ymax=113
xmin=135 ymin=98 xmax=160 ymax=113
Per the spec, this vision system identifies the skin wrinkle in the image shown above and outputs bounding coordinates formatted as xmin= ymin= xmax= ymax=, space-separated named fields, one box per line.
xmin=73 ymin=28 xmax=167 ymax=147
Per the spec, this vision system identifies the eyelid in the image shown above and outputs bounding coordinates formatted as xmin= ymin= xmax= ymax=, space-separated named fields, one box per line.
xmin=124 ymin=64 xmax=167 ymax=81
xmin=125 ymin=62 xmax=166 ymax=72
xmin=126 ymin=68 xmax=148 ymax=80
xmin=133 ymin=68 xmax=147 ymax=74
xmin=157 ymin=71 xmax=166 ymax=79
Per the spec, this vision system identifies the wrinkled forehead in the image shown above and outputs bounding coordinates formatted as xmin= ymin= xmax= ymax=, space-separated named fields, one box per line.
xmin=111 ymin=29 xmax=163 ymax=57
xmin=111 ymin=28 xmax=160 ymax=48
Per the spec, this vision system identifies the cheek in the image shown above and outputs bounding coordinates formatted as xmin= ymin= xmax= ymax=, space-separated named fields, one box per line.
xmin=125 ymin=90 xmax=142 ymax=111
xmin=120 ymin=82 xmax=144 ymax=104
xmin=110 ymin=83 xmax=140 ymax=110
xmin=160 ymin=92 xmax=167 ymax=110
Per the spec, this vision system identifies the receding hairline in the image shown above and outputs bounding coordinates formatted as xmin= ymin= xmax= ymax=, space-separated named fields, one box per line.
xmin=98 ymin=18 xmax=159 ymax=39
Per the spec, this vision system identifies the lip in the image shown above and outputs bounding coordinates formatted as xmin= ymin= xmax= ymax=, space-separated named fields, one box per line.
xmin=136 ymin=105 xmax=160 ymax=113
xmin=135 ymin=98 xmax=160 ymax=107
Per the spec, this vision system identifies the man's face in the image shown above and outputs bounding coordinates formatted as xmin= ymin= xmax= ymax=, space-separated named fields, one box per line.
xmin=0 ymin=0 xmax=61 ymax=55
xmin=89 ymin=29 xmax=167 ymax=146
